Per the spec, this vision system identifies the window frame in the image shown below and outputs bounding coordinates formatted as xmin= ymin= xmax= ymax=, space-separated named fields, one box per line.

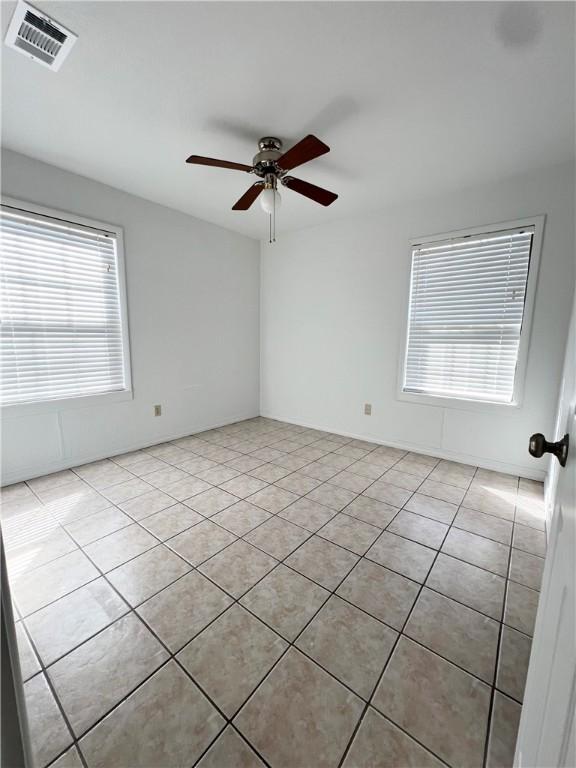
xmin=397 ymin=215 xmax=545 ymax=412
xmin=0 ymin=196 xmax=133 ymax=416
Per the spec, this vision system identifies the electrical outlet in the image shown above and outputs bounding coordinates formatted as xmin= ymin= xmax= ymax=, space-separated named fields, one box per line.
xmin=364 ymin=403 xmax=372 ymax=416
xmin=154 ymin=405 xmax=162 ymax=417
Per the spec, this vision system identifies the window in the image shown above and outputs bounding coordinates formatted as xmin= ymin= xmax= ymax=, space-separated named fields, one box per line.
xmin=0 ymin=201 xmax=131 ymax=407
xmin=401 ymin=219 xmax=542 ymax=406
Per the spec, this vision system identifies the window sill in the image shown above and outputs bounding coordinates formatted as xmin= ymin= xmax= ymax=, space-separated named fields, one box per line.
xmin=1 ymin=389 xmax=134 ymax=418
xmin=396 ymin=389 xmax=521 ymax=413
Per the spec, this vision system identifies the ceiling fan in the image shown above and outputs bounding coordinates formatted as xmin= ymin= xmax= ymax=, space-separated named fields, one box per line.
xmin=185 ymin=135 xmax=337 ymax=241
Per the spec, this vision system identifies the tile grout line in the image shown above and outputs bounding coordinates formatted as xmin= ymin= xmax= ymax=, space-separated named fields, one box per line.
xmin=12 ymin=422 xmax=291 ymax=766
xmin=336 ymin=484 xmax=456 ymax=768
xmin=10 ymin=483 xmax=538 ymax=602
xmin=14 ymin=437 xmax=530 ymax=622
xmin=10 ymin=431 xmax=403 ymax=620
xmin=338 ymin=462 xmax=528 ymax=768
xmin=18 ymin=618 xmax=89 ymax=768
xmin=8 ymin=430 xmax=538 ymax=583
xmin=45 ymin=504 xmax=370 ymax=764
xmin=4 ymin=419 xmax=543 ymax=767
xmin=26 ymin=428 xmax=367 ymax=766
xmin=481 ymin=472 xmax=521 ymax=768
xmin=35 ymin=447 xmax=420 ymax=765
xmin=35 ymin=521 xmax=274 ymax=767
xmin=25 ymin=460 xmax=508 ymax=752
xmin=19 ymin=527 xmax=537 ymax=762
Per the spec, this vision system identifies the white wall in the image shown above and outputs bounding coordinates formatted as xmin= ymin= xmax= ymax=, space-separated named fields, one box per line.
xmin=261 ymin=162 xmax=575 ymax=480
xmin=1 ymin=150 xmax=260 ymax=484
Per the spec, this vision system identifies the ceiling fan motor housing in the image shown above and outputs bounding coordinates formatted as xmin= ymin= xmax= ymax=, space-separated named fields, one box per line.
xmin=253 ymin=137 xmax=285 ymax=179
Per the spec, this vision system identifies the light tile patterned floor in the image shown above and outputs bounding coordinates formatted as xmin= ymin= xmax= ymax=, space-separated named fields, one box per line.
xmin=1 ymin=418 xmax=547 ymax=768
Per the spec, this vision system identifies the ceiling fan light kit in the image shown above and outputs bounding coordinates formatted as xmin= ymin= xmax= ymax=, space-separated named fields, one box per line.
xmin=185 ymin=134 xmax=337 ymax=242
xmin=259 ymin=187 xmax=281 ymax=215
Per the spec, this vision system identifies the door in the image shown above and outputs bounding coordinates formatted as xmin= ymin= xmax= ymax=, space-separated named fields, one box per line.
xmin=515 ymin=302 xmax=576 ymax=767
xmin=1 ymin=536 xmax=31 ymax=767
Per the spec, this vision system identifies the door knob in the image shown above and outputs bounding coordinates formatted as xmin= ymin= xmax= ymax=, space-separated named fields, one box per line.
xmin=529 ymin=433 xmax=569 ymax=467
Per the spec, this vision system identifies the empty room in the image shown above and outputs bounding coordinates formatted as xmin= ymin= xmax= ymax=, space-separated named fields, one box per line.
xmin=1 ymin=1 xmax=574 ymax=767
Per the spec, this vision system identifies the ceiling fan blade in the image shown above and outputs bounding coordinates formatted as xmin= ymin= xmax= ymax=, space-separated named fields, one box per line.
xmin=282 ymin=176 xmax=338 ymax=206
xmin=232 ymin=183 xmax=265 ymax=210
xmin=186 ymin=155 xmax=253 ymax=172
xmin=276 ymin=135 xmax=330 ymax=171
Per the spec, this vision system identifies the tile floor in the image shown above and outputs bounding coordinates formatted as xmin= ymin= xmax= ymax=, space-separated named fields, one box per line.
xmin=1 ymin=418 xmax=547 ymax=768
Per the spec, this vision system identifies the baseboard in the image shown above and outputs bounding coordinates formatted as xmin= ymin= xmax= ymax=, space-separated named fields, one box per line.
xmin=1 ymin=411 xmax=259 ymax=486
xmin=260 ymin=411 xmax=546 ymax=482
xmin=3 ymin=408 xmax=546 ymax=486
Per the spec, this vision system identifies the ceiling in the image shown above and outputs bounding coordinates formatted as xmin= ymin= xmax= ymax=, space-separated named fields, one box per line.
xmin=1 ymin=1 xmax=574 ymax=240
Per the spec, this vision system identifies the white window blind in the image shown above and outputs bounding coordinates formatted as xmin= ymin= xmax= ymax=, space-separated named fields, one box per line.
xmin=403 ymin=226 xmax=535 ymax=404
xmin=1 ymin=205 xmax=129 ymax=406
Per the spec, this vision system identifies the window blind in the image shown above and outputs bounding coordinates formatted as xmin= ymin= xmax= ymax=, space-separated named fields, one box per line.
xmin=0 ymin=205 xmax=128 ymax=406
xmin=403 ymin=226 xmax=534 ymax=404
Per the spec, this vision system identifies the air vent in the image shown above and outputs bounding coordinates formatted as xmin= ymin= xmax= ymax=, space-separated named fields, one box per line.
xmin=5 ymin=1 xmax=77 ymax=71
